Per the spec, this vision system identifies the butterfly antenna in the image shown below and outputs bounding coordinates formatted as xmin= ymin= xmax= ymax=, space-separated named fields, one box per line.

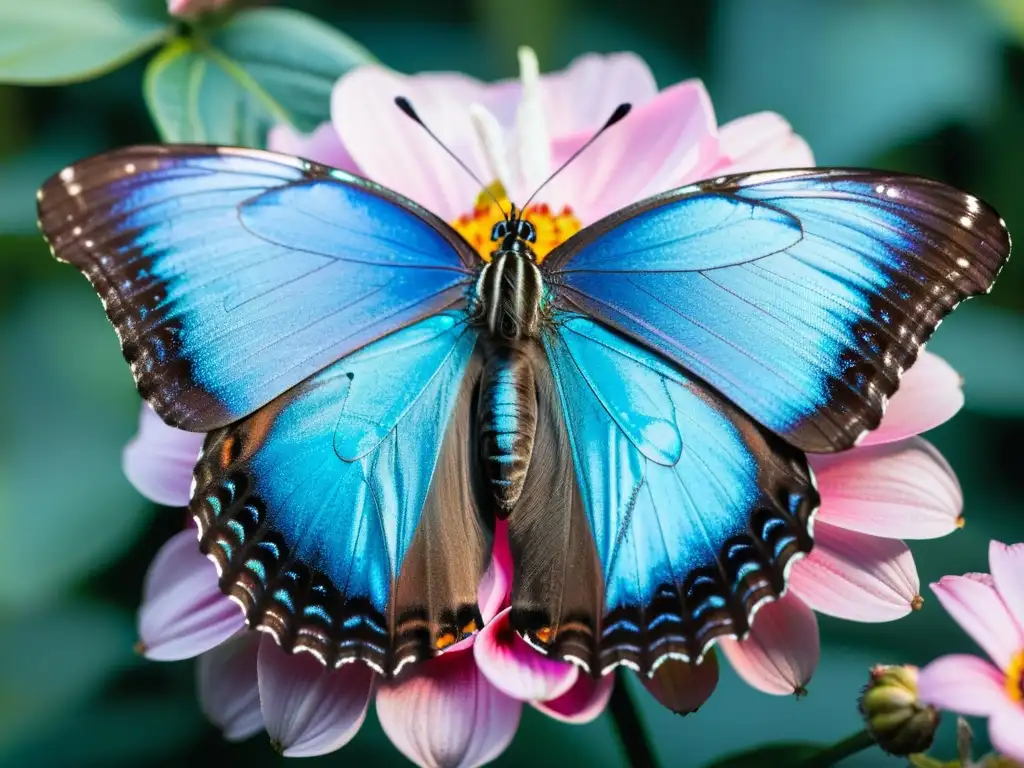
xmin=395 ymin=96 xmax=509 ymax=220
xmin=520 ymin=102 xmax=632 ymax=211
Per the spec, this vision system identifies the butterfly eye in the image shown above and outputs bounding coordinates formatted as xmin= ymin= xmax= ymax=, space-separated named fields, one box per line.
xmin=517 ymin=220 xmax=537 ymax=243
xmin=491 ymin=221 xmax=507 ymax=241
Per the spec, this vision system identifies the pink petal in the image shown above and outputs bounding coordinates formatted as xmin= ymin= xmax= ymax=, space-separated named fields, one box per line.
xmin=473 ymin=607 xmax=578 ymax=702
xmin=989 ymin=698 xmax=1024 ymax=765
xmin=257 ymin=638 xmax=373 ymax=757
xmin=917 ymin=654 xmax=1009 ymax=716
xmin=267 ymin=122 xmax=360 ymax=174
xmin=532 ymin=672 xmax=614 ymax=724
xmin=540 ymin=52 xmax=659 ymax=137
xmin=712 ymin=111 xmax=814 ymax=174
xmin=641 ymin=652 xmax=719 ymax=714
xmin=197 ymin=631 xmax=264 ymax=742
xmin=167 ymin=0 xmax=230 ymax=17
xmin=719 ymin=592 xmax=819 ymax=695
xmin=477 ymin=521 xmax=512 ymax=623
xmin=333 ymin=66 xmax=489 ymax=221
xmin=931 ymin=574 xmax=1024 ymax=670
xmin=788 ymin=522 xmax=921 ymax=622
xmin=990 ymin=541 xmax=1024 ymax=635
xmin=543 ymin=80 xmax=718 ymax=223
xmin=123 ymin=404 xmax=204 ymax=507
xmin=137 ymin=530 xmax=244 ymax=660
xmin=377 ymin=649 xmax=521 ymax=768
xmin=809 ymin=437 xmax=962 ymax=540
xmin=859 ymin=352 xmax=964 ymax=447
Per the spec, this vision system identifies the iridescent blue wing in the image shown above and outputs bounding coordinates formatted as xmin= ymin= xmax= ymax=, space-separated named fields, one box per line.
xmin=506 ymin=315 xmax=816 ymax=675
xmin=543 ymin=169 xmax=1010 ymax=452
xmin=193 ymin=313 xmax=488 ymax=674
xmin=37 ymin=145 xmax=477 ymax=432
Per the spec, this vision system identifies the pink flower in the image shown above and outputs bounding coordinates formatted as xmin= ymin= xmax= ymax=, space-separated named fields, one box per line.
xmin=126 ymin=48 xmax=968 ymax=761
xmin=167 ymin=0 xmax=233 ymax=17
xmin=917 ymin=543 xmax=1024 ymax=765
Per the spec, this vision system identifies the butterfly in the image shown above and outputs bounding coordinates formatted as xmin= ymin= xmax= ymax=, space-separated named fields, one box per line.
xmin=36 ymin=100 xmax=1010 ymax=679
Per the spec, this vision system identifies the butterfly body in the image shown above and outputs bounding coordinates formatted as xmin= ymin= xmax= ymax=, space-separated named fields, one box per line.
xmin=36 ymin=145 xmax=1011 ymax=678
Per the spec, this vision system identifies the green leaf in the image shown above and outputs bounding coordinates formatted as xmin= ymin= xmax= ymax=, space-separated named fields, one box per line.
xmin=0 ymin=0 xmax=170 ymax=85
xmin=144 ymin=7 xmax=374 ymax=145
xmin=703 ymin=744 xmax=824 ymax=768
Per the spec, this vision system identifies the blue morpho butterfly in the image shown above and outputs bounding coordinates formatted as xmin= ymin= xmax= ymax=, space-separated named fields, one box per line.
xmin=37 ymin=96 xmax=1010 ymax=680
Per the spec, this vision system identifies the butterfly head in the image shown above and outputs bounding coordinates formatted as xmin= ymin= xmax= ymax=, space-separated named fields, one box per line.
xmin=491 ymin=206 xmax=538 ymax=260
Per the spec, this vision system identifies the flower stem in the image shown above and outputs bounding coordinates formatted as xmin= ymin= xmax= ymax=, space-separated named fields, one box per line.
xmin=609 ymin=669 xmax=658 ymax=768
xmin=802 ymin=729 xmax=876 ymax=767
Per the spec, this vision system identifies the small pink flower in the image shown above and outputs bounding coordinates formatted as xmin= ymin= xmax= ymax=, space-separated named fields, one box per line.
xmin=167 ymin=0 xmax=233 ymax=18
xmin=125 ymin=48 xmax=969 ymax=762
xmin=917 ymin=543 xmax=1024 ymax=765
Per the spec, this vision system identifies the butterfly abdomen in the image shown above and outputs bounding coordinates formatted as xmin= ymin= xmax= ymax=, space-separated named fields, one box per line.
xmin=477 ymin=342 xmax=537 ymax=516
xmin=475 ymin=250 xmax=544 ymax=340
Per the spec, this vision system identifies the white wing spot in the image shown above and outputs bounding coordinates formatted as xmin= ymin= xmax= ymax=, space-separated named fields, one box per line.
xmin=84 ymin=239 xmax=94 ymax=248
xmin=67 ymin=182 xmax=82 ymax=196
xmin=886 ymin=187 xmax=899 ymax=198
xmin=959 ymin=215 xmax=973 ymax=228
xmin=72 ymin=226 xmax=82 ymax=236
xmin=59 ymin=167 xmax=75 ymax=182
xmin=956 ymin=257 xmax=970 ymax=269
xmin=124 ymin=163 xmax=136 ymax=174
xmin=875 ymin=184 xmax=885 ymax=194
xmin=965 ymin=195 xmax=980 ymax=213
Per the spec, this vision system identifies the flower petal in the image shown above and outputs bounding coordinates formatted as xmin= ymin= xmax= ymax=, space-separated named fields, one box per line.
xmin=543 ymin=80 xmax=718 ymax=223
xmin=477 ymin=521 xmax=512 ymax=624
xmin=197 ymin=631 xmax=263 ymax=742
xmin=917 ymin=654 xmax=1009 ymax=716
xmin=931 ymin=573 xmax=1024 ymax=670
xmin=532 ymin=671 xmax=614 ymax=724
xmin=810 ymin=437 xmax=962 ymax=539
xmin=859 ymin=352 xmax=964 ymax=446
xmin=989 ymin=698 xmax=1024 ymax=765
xmin=123 ymin=403 xmax=204 ymax=507
xmin=719 ymin=592 xmax=819 ymax=695
xmin=267 ymin=122 xmax=360 ymax=174
xmin=540 ymin=52 xmax=658 ymax=137
xmin=989 ymin=541 xmax=1024 ymax=635
xmin=257 ymin=638 xmax=373 ymax=757
xmin=333 ymin=66 xmax=489 ymax=220
xmin=788 ymin=522 xmax=920 ymax=622
xmin=377 ymin=649 xmax=521 ymax=768
xmin=137 ymin=530 xmax=244 ymax=660
xmin=642 ymin=652 xmax=719 ymax=714
xmin=714 ymin=112 xmax=814 ymax=173
xmin=474 ymin=607 xmax=578 ymax=702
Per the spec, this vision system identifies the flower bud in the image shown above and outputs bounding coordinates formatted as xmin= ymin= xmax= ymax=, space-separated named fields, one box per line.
xmin=860 ymin=665 xmax=940 ymax=756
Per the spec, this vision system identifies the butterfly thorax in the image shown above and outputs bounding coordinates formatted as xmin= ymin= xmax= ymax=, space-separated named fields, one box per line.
xmin=472 ymin=214 xmax=545 ymax=340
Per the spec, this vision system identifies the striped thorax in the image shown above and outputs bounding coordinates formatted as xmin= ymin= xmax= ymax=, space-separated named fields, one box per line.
xmin=473 ymin=214 xmax=545 ymax=340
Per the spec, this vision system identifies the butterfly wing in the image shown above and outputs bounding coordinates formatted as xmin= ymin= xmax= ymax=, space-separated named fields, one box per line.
xmin=193 ymin=312 xmax=488 ymax=673
xmin=506 ymin=315 xmax=817 ymax=675
xmin=543 ymin=169 xmax=1011 ymax=452
xmin=37 ymin=145 xmax=477 ymax=432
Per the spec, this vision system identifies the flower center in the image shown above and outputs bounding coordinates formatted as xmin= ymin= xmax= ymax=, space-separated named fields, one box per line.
xmin=452 ymin=182 xmax=581 ymax=264
xmin=1007 ymin=650 xmax=1024 ymax=702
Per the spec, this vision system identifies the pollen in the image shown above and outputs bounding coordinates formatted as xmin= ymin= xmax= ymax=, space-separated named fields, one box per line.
xmin=1007 ymin=650 xmax=1024 ymax=702
xmin=451 ymin=182 xmax=581 ymax=263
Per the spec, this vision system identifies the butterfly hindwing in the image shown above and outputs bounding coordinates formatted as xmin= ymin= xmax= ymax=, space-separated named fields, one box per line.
xmin=192 ymin=312 xmax=489 ymax=673
xmin=37 ymin=145 xmax=477 ymax=432
xmin=544 ymin=169 xmax=1011 ymax=452
xmin=507 ymin=315 xmax=817 ymax=675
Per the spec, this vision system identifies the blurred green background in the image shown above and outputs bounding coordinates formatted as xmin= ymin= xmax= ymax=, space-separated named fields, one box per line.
xmin=1 ymin=0 xmax=1022 ymax=765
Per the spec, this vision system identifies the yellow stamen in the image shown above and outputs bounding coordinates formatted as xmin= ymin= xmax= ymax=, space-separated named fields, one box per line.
xmin=451 ymin=182 xmax=581 ymax=264
xmin=1007 ymin=650 xmax=1024 ymax=702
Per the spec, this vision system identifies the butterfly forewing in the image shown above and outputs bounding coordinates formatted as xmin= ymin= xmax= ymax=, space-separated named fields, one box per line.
xmin=36 ymin=145 xmax=477 ymax=432
xmin=543 ymin=168 xmax=1011 ymax=453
